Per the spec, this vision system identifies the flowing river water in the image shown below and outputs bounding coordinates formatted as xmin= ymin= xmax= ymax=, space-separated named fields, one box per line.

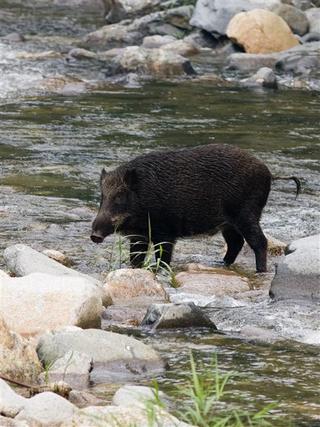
xmin=0 ymin=1 xmax=319 ymax=426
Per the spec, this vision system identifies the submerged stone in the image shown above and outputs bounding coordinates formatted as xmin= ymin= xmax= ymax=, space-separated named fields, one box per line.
xmin=141 ymin=302 xmax=217 ymax=330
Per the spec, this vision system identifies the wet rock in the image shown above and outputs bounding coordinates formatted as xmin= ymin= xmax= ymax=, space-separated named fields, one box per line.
xmin=226 ymin=52 xmax=280 ymax=71
xmin=104 ymin=0 xmax=162 ymax=24
xmin=283 ymin=0 xmax=313 ymax=10
xmin=37 ymin=327 xmax=164 ymax=380
xmin=227 ymin=9 xmax=299 ymax=53
xmin=0 ymin=379 xmax=27 ymax=417
xmin=240 ymin=325 xmax=282 ymax=343
xmin=108 ymin=45 xmax=196 ymax=76
xmin=270 ymin=234 xmax=320 ymax=302
xmin=61 ymin=405 xmax=191 ymax=427
xmin=142 ymin=34 xmax=176 ymax=48
xmin=271 ymin=4 xmax=309 ymax=35
xmin=67 ymin=47 xmax=98 ymax=60
xmin=190 ymin=0 xmax=281 ymax=36
xmin=160 ymin=39 xmax=200 ymax=56
xmin=301 ymin=32 xmax=320 ymax=43
xmin=42 ymin=249 xmax=74 ymax=267
xmin=173 ymin=269 xmax=250 ymax=300
xmin=275 ymin=41 xmax=320 ymax=74
xmin=0 ymin=317 xmax=42 ymax=384
xmin=305 ymin=7 xmax=320 ymax=33
xmin=0 ymin=273 xmax=103 ymax=336
xmin=112 ymin=384 xmax=169 ymax=409
xmin=1 ymin=32 xmax=25 ymax=42
xmin=68 ymin=390 xmax=105 ymax=407
xmin=16 ymin=50 xmax=63 ymax=60
xmin=104 ymin=268 xmax=167 ymax=302
xmin=141 ymin=302 xmax=217 ymax=330
xmin=39 ymin=351 xmax=92 ymax=390
xmin=241 ymin=67 xmax=278 ymax=88
xmin=83 ymin=6 xmax=193 ymax=49
xmin=15 ymin=392 xmax=75 ymax=426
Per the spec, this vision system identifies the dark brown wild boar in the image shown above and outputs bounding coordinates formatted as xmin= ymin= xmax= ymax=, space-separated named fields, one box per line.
xmin=91 ymin=144 xmax=300 ymax=272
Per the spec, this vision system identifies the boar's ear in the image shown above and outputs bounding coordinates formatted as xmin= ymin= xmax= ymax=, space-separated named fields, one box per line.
xmin=124 ymin=167 xmax=139 ymax=191
xmin=100 ymin=168 xmax=107 ymax=185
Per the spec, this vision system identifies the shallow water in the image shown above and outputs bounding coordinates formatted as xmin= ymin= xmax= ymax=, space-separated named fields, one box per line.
xmin=0 ymin=2 xmax=320 ymax=425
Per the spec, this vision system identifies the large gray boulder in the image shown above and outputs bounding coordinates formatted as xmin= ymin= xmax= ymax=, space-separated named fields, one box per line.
xmin=37 ymin=327 xmax=164 ymax=379
xmin=15 ymin=392 xmax=75 ymax=426
xmin=271 ymin=4 xmax=309 ymax=35
xmin=270 ymin=234 xmax=320 ymax=301
xmin=190 ymin=0 xmax=281 ymax=36
xmin=0 ymin=273 xmax=103 ymax=335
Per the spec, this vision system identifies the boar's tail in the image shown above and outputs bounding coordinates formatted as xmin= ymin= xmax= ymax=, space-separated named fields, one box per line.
xmin=272 ymin=176 xmax=301 ymax=199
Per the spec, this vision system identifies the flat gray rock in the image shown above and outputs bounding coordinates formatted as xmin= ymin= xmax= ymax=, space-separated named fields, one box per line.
xmin=141 ymin=302 xmax=217 ymax=330
xmin=37 ymin=327 xmax=164 ymax=380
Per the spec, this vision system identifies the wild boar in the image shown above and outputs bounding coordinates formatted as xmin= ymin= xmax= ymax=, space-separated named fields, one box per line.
xmin=91 ymin=144 xmax=300 ymax=272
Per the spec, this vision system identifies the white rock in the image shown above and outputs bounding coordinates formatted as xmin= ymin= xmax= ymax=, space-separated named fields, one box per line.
xmin=305 ymin=8 xmax=320 ymax=33
xmin=4 ymin=244 xmax=111 ymax=307
xmin=0 ymin=379 xmax=27 ymax=417
xmin=0 ymin=273 xmax=103 ymax=336
xmin=15 ymin=392 xmax=75 ymax=426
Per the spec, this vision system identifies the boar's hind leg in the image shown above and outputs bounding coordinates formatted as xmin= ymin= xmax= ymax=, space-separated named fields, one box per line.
xmin=235 ymin=217 xmax=268 ymax=273
xmin=130 ymin=237 xmax=148 ymax=268
xmin=222 ymin=225 xmax=245 ymax=266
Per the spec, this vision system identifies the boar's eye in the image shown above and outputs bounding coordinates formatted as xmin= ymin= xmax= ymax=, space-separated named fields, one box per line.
xmin=112 ymin=192 xmax=126 ymax=208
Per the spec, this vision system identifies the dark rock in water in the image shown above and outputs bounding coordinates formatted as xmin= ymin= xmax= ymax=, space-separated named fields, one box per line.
xmin=275 ymin=41 xmax=320 ymax=75
xmin=301 ymin=32 xmax=320 ymax=43
xmin=241 ymin=67 xmax=278 ymax=89
xmin=271 ymin=4 xmax=309 ymax=36
xmin=190 ymin=0 xmax=280 ymax=36
xmin=226 ymin=52 xmax=280 ymax=72
xmin=270 ymin=234 xmax=320 ymax=302
xmin=141 ymin=302 xmax=217 ymax=330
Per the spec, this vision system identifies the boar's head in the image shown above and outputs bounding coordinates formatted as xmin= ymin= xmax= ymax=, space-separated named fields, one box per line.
xmin=91 ymin=167 xmax=138 ymax=243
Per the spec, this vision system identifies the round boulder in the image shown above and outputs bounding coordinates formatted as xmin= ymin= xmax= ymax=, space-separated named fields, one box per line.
xmin=227 ymin=9 xmax=300 ymax=53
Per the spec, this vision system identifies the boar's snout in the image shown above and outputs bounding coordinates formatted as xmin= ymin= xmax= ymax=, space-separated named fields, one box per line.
xmin=90 ymin=233 xmax=104 ymax=244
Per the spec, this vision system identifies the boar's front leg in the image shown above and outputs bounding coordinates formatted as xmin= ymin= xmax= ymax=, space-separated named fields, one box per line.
xmin=130 ymin=237 xmax=148 ymax=268
xmin=153 ymin=238 xmax=175 ymax=267
xmin=222 ymin=224 xmax=245 ymax=266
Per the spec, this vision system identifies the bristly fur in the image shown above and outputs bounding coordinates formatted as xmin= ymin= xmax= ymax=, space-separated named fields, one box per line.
xmin=92 ymin=144 xmax=300 ymax=273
